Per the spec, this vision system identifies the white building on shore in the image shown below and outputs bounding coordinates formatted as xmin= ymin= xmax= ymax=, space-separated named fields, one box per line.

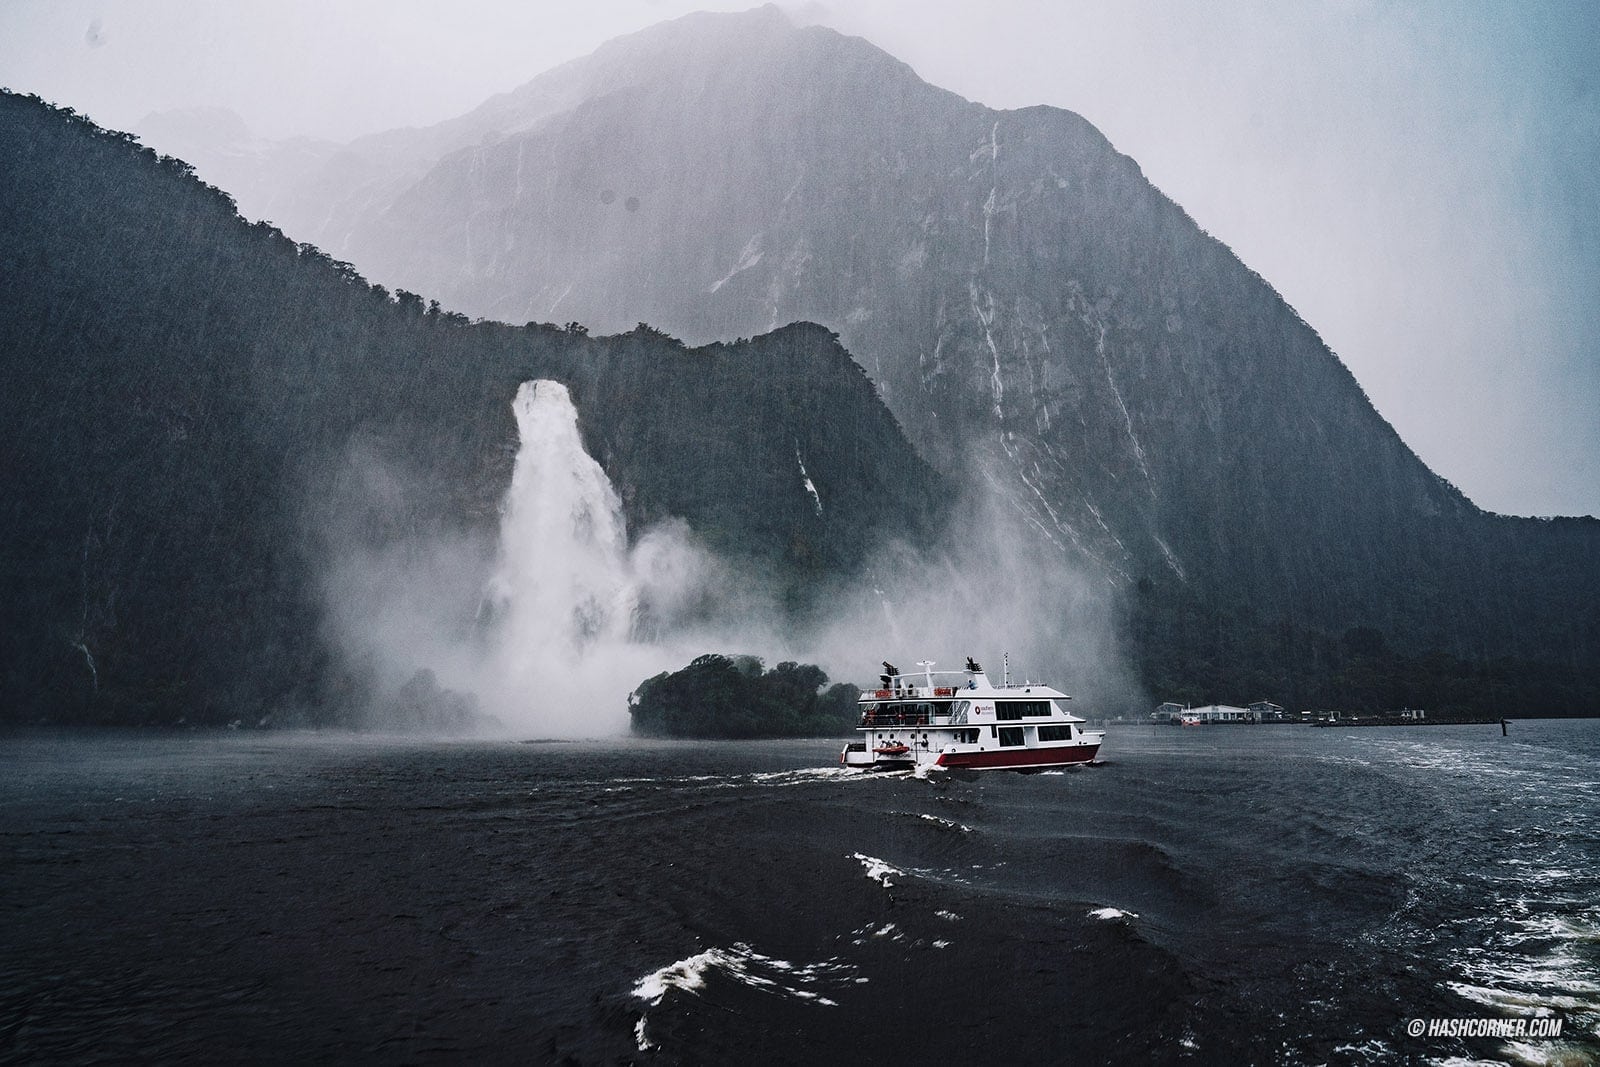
xmin=1152 ymin=702 xmax=1273 ymax=724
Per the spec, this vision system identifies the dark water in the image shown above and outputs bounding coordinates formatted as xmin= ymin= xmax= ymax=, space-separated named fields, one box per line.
xmin=2 ymin=722 xmax=1596 ymax=1065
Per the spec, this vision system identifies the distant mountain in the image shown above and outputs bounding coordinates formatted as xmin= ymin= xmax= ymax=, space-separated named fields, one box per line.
xmin=0 ymin=91 xmax=941 ymax=725
xmin=134 ymin=106 xmax=340 ymax=225
xmin=147 ymin=7 xmax=1598 ymax=712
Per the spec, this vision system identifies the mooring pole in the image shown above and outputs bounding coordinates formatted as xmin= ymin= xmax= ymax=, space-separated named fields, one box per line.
xmin=1501 ymin=718 xmax=1509 ymax=736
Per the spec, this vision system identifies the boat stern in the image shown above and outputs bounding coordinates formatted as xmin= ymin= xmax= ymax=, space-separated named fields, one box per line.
xmin=841 ymin=742 xmax=875 ymax=768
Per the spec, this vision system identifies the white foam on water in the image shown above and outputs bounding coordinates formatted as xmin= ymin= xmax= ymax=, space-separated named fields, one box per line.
xmin=1088 ymin=907 xmax=1138 ymax=921
xmin=1499 ymin=1039 xmax=1592 ymax=1067
xmin=1372 ymin=732 xmax=1600 ymax=1058
xmin=632 ymin=947 xmax=722 ymax=1006
xmin=750 ymin=767 xmax=863 ymax=786
xmin=849 ymin=921 xmax=905 ymax=945
xmin=1430 ymin=1029 xmax=1599 ymax=1067
xmin=1425 ymin=881 xmax=1600 ymax=1066
xmin=630 ymin=941 xmax=856 ymax=1049
xmin=1448 ymin=980 xmax=1597 ymax=1013
xmin=853 ymin=852 xmax=902 ymax=888
xmin=1448 ymin=907 xmax=1600 ymax=1012
xmin=935 ymin=909 xmax=962 ymax=922
xmin=1310 ymin=754 xmax=1369 ymax=768
xmin=916 ymin=812 xmax=974 ymax=832
xmin=1332 ymin=1038 xmax=1394 ymax=1063
xmin=1498 ymin=912 xmax=1600 ymax=950
xmin=607 ymin=768 xmax=873 ymax=793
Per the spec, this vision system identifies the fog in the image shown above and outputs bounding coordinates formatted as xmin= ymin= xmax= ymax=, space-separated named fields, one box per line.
xmin=320 ymin=380 xmax=1132 ymax=735
xmin=803 ymin=479 xmax=1139 ymax=721
xmin=319 ymin=380 xmax=773 ymax=734
xmin=1 ymin=1 xmax=1595 ymax=517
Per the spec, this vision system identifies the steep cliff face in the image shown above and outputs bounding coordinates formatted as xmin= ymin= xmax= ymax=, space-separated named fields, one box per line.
xmin=181 ymin=8 xmax=1598 ymax=692
xmin=0 ymin=92 xmax=942 ymax=725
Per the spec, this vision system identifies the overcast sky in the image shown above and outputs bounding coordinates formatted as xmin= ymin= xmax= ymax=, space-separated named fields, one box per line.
xmin=2 ymin=0 xmax=1595 ymax=517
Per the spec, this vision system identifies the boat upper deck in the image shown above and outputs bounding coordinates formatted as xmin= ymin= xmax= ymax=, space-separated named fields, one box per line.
xmin=856 ymin=663 xmax=1080 ymax=727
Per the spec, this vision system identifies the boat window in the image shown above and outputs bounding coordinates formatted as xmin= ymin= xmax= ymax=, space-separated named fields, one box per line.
xmin=995 ymin=700 xmax=1052 ymax=721
xmin=998 ymin=727 xmax=1025 ymax=747
xmin=951 ymin=701 xmax=970 ymax=724
xmin=1038 ymin=724 xmax=1073 ymax=742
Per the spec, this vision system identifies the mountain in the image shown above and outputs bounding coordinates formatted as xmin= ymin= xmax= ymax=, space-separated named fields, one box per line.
xmin=0 ymin=91 xmax=942 ymax=726
xmin=147 ymin=7 xmax=1599 ymax=712
xmin=133 ymin=106 xmax=341 ymax=227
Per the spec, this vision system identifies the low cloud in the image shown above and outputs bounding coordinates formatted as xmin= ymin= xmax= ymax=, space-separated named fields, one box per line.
xmin=317 ymin=379 xmax=1139 ymax=737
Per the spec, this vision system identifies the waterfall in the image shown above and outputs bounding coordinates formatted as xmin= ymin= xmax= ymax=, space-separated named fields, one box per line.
xmin=325 ymin=377 xmax=778 ymax=735
xmin=478 ymin=380 xmax=654 ymax=724
xmin=487 ymin=380 xmax=639 ymax=660
xmin=474 ymin=379 xmax=753 ymax=733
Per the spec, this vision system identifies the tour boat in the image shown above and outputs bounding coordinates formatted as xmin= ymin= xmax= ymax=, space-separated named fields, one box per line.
xmin=840 ymin=657 xmax=1103 ymax=771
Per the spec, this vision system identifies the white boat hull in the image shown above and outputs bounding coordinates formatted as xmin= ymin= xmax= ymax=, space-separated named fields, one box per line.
xmin=842 ymin=661 xmax=1103 ymax=772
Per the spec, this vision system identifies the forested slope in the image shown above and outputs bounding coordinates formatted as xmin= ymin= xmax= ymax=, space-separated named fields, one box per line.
xmin=0 ymin=92 xmax=942 ymax=725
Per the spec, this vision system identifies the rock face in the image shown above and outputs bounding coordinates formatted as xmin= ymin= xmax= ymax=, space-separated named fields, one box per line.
xmin=0 ymin=91 xmax=941 ymax=725
xmin=153 ymin=8 xmax=1598 ymax=709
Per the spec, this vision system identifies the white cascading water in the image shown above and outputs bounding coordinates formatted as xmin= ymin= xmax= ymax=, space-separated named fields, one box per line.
xmin=476 ymin=379 xmax=729 ymax=733
xmin=487 ymin=380 xmax=638 ymax=659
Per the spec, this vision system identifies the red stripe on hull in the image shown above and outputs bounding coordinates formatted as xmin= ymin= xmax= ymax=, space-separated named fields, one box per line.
xmin=935 ymin=745 xmax=1099 ymax=770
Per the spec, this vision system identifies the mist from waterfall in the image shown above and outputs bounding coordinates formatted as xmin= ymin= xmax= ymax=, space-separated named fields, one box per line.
xmin=325 ymin=377 xmax=1133 ymax=736
xmin=474 ymin=380 xmax=756 ymax=733
xmin=323 ymin=379 xmax=782 ymax=736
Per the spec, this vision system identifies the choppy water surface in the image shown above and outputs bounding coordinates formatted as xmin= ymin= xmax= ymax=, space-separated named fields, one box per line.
xmin=2 ymin=721 xmax=1596 ymax=1064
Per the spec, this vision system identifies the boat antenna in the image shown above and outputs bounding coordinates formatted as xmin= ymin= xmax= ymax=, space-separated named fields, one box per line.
xmin=917 ymin=660 xmax=935 ymax=690
xmin=1003 ymin=651 xmax=1010 ymax=688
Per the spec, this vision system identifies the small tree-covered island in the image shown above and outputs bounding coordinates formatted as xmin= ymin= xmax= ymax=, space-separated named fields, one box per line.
xmin=628 ymin=655 xmax=861 ymax=738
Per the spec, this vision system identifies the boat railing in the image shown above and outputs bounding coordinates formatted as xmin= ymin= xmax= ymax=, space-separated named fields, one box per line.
xmin=860 ymin=686 xmax=960 ymax=700
xmin=860 ymin=709 xmax=949 ymax=728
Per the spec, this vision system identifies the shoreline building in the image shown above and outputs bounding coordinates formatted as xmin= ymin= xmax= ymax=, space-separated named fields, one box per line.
xmin=1248 ymin=701 xmax=1287 ymax=723
xmin=1152 ymin=702 xmax=1291 ymax=724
